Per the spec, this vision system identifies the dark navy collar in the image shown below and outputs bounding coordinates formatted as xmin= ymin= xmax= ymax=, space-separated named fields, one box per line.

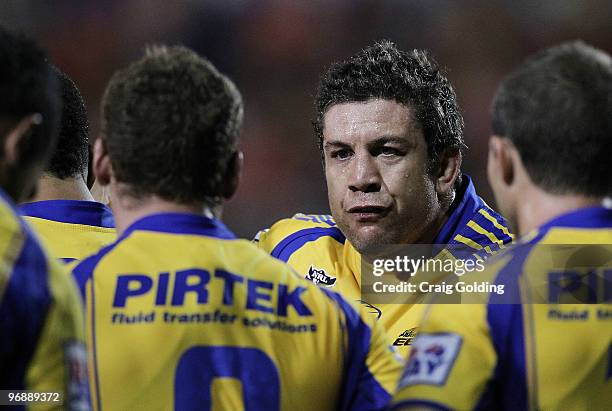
xmin=20 ymin=200 xmax=115 ymax=229
xmin=538 ymin=206 xmax=612 ymax=233
xmin=121 ymin=213 xmax=236 ymax=240
xmin=433 ymin=174 xmax=482 ymax=244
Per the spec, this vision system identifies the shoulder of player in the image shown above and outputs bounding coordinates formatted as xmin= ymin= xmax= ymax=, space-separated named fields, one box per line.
xmin=0 ymin=210 xmax=81 ymax=318
xmin=235 ymin=244 xmax=364 ymax=318
xmin=254 ymin=212 xmax=345 ymax=255
xmin=70 ymin=236 xmax=124 ymax=299
xmin=0 ymin=196 xmax=25 ymax=244
xmin=24 ymin=214 xmax=117 ymax=235
xmin=448 ymin=201 xmax=514 ymax=260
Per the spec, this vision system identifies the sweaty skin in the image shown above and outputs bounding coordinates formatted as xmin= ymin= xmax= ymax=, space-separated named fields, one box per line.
xmin=323 ymin=98 xmax=445 ymax=254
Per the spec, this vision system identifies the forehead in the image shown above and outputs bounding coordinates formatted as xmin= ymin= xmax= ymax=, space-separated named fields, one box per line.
xmin=322 ymin=98 xmax=420 ymax=143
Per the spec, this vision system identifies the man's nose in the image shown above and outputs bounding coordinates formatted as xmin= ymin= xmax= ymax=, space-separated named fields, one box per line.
xmin=348 ymin=153 xmax=381 ymax=193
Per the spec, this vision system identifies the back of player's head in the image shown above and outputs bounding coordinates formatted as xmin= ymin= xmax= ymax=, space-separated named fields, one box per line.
xmin=46 ymin=68 xmax=89 ymax=180
xmin=101 ymin=45 xmax=243 ymax=204
xmin=492 ymin=41 xmax=612 ymax=196
xmin=314 ymin=40 xmax=465 ymax=170
xmin=0 ymin=26 xmax=60 ymax=200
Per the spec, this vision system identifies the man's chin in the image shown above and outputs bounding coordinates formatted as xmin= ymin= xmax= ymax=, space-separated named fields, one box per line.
xmin=347 ymin=228 xmax=394 ymax=255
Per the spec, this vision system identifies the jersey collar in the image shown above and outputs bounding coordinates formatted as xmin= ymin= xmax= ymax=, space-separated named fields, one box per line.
xmin=432 ymin=174 xmax=482 ymax=244
xmin=538 ymin=206 xmax=612 ymax=232
xmin=20 ymin=200 xmax=115 ymax=228
xmin=121 ymin=212 xmax=236 ymax=240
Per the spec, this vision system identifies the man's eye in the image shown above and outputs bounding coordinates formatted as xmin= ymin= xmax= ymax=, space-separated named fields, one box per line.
xmin=331 ymin=149 xmax=352 ymax=160
xmin=379 ymin=147 xmax=402 ymax=156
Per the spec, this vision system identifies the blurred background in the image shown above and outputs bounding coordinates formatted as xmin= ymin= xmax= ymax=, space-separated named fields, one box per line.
xmin=2 ymin=0 xmax=610 ymax=238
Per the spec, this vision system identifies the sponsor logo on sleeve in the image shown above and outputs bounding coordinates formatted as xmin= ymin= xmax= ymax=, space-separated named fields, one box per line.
xmin=393 ymin=327 xmax=418 ymax=346
xmin=64 ymin=341 xmax=91 ymax=411
xmin=399 ymin=333 xmax=462 ymax=387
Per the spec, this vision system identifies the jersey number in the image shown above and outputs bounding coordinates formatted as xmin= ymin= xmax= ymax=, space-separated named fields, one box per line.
xmin=174 ymin=346 xmax=280 ymax=410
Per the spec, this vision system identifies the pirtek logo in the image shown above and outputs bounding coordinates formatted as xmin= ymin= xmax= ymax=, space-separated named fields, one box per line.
xmin=393 ymin=327 xmax=418 ymax=346
xmin=305 ymin=266 xmax=337 ymax=287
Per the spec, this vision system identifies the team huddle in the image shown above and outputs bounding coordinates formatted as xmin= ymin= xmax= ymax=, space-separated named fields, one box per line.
xmin=0 ymin=25 xmax=610 ymax=411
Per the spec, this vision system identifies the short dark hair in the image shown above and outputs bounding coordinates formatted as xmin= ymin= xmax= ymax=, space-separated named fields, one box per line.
xmin=314 ymin=40 xmax=465 ymax=171
xmin=46 ymin=68 xmax=89 ymax=179
xmin=492 ymin=41 xmax=612 ymax=196
xmin=102 ymin=45 xmax=243 ymax=204
xmin=0 ymin=27 xmax=59 ymax=172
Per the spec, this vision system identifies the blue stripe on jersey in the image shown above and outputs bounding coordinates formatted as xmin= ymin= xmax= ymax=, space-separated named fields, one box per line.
xmin=90 ymin=273 xmax=102 ymax=411
xmin=472 ymin=208 xmax=513 ymax=244
xmin=72 ymin=242 xmax=119 ymax=302
xmin=121 ymin=213 xmax=236 ymax=239
xmin=270 ymin=227 xmax=345 ymax=262
xmin=0 ymin=234 xmax=51 ymax=390
xmin=389 ymin=399 xmax=453 ymax=411
xmin=73 ymin=248 xmax=111 ymax=411
xmin=607 ymin=343 xmax=612 ymax=380
xmin=20 ymin=200 xmax=115 ymax=228
xmin=475 ymin=243 xmax=535 ymax=410
xmin=463 ymin=226 xmax=504 ymax=251
xmin=433 ymin=175 xmax=480 ymax=245
xmin=321 ymin=289 xmax=391 ymax=411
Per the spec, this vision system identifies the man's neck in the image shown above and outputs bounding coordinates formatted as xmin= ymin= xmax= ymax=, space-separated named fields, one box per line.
xmin=110 ymin=185 xmax=216 ymax=236
xmin=515 ymin=186 xmax=603 ymax=237
xmin=417 ymin=187 xmax=457 ymax=244
xmin=30 ymin=174 xmax=94 ymax=202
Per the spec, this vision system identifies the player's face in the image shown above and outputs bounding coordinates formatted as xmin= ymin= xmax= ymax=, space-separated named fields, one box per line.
xmin=323 ymin=99 xmax=441 ymax=254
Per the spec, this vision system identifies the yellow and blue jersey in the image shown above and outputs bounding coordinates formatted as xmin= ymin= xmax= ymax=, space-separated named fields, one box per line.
xmin=391 ymin=206 xmax=612 ymax=410
xmin=20 ymin=200 xmax=116 ymax=263
xmin=0 ymin=190 xmax=90 ymax=410
xmin=71 ymin=213 xmax=401 ymax=411
xmin=255 ymin=175 xmax=513 ymax=357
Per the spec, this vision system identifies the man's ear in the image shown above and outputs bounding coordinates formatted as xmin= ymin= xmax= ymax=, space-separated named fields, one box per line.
xmin=435 ymin=149 xmax=462 ymax=196
xmin=488 ymin=135 xmax=514 ymax=188
xmin=221 ymin=150 xmax=243 ymax=200
xmin=93 ymin=137 xmax=112 ymax=186
xmin=3 ymin=114 xmax=42 ymax=166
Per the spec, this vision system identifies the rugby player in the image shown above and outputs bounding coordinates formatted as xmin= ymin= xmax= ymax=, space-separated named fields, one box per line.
xmin=255 ymin=41 xmax=513 ymax=357
xmin=72 ymin=45 xmax=400 ymax=410
xmin=391 ymin=41 xmax=612 ymax=410
xmin=0 ymin=27 xmax=89 ymax=408
xmin=20 ymin=68 xmax=115 ymax=263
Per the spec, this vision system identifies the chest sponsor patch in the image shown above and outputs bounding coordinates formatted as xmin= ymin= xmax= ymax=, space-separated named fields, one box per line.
xmin=305 ymin=266 xmax=337 ymax=287
xmin=399 ymin=333 xmax=462 ymax=387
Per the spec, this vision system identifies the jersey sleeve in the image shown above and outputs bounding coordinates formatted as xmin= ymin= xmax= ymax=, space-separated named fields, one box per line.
xmin=323 ymin=290 xmax=402 ymax=411
xmin=26 ymin=259 xmax=91 ymax=411
xmin=254 ymin=213 xmax=339 ymax=253
xmin=390 ymin=303 xmax=496 ymax=411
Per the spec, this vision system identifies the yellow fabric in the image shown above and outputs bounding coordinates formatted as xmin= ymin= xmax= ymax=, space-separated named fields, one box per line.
xmin=75 ymin=216 xmax=401 ymax=411
xmin=392 ymin=208 xmax=612 ymax=410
